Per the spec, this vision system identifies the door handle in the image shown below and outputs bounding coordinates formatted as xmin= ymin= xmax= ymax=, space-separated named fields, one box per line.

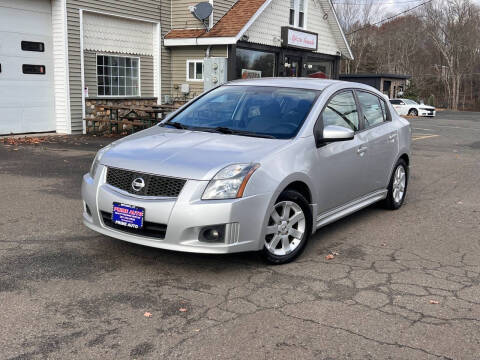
xmin=357 ymin=146 xmax=368 ymax=155
xmin=388 ymin=133 xmax=397 ymax=142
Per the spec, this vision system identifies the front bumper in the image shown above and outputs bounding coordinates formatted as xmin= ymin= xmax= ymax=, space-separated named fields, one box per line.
xmin=420 ymin=109 xmax=436 ymax=117
xmin=81 ymin=165 xmax=273 ymax=254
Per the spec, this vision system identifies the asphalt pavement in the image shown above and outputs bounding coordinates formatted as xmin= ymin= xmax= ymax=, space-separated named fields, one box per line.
xmin=0 ymin=111 xmax=479 ymax=359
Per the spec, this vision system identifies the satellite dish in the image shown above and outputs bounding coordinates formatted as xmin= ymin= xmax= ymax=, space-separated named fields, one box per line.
xmin=192 ymin=2 xmax=213 ymax=22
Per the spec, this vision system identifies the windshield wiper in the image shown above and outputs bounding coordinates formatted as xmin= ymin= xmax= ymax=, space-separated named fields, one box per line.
xmin=212 ymin=127 xmax=235 ymax=134
xmin=207 ymin=127 xmax=276 ymax=139
xmin=161 ymin=121 xmax=189 ymax=130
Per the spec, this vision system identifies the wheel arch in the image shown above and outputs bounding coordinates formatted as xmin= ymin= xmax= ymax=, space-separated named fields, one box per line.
xmin=399 ymin=153 xmax=410 ymax=166
xmin=267 ymin=174 xmax=318 ymax=234
xmin=386 ymin=152 xmax=410 ymax=189
xmin=280 ymin=181 xmax=312 ymax=204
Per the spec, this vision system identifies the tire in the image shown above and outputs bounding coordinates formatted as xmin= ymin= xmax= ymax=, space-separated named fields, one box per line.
xmin=384 ymin=159 xmax=408 ymax=210
xmin=408 ymin=109 xmax=418 ymax=116
xmin=261 ymin=190 xmax=312 ymax=265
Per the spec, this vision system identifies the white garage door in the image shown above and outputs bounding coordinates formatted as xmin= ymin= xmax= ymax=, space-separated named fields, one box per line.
xmin=0 ymin=0 xmax=55 ymax=134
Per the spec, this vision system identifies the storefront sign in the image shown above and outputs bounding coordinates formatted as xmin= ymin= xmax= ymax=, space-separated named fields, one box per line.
xmin=242 ymin=69 xmax=262 ymax=79
xmin=281 ymin=27 xmax=318 ymax=51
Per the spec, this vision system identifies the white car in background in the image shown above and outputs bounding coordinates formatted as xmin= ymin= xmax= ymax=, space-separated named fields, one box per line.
xmin=389 ymin=99 xmax=436 ymax=117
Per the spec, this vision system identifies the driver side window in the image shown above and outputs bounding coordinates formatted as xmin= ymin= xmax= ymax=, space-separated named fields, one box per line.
xmin=322 ymin=91 xmax=359 ymax=131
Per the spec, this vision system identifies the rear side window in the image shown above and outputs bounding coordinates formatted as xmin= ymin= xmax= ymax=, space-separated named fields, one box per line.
xmin=389 ymin=99 xmax=402 ymax=105
xmin=357 ymin=91 xmax=385 ymax=128
xmin=322 ymin=91 xmax=359 ymax=131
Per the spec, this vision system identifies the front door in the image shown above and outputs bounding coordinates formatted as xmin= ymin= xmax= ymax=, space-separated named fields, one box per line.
xmin=284 ymin=56 xmax=301 ymax=77
xmin=314 ymin=90 xmax=369 ymax=214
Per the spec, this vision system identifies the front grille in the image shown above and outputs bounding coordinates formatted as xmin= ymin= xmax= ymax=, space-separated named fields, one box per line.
xmin=106 ymin=167 xmax=186 ymax=197
xmin=101 ymin=211 xmax=167 ymax=239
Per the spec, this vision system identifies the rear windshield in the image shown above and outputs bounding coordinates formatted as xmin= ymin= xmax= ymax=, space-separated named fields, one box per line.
xmin=167 ymin=85 xmax=320 ymax=139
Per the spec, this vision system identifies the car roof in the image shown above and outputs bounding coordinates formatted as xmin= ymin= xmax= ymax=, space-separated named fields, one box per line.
xmin=226 ymin=77 xmax=349 ymax=91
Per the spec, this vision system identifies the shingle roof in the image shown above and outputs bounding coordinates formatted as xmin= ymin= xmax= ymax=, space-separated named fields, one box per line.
xmin=165 ymin=0 xmax=267 ymax=39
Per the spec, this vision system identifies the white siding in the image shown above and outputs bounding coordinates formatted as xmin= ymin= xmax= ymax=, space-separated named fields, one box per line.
xmin=83 ymin=13 xmax=155 ymax=56
xmin=307 ymin=0 xmax=340 ymax=56
xmin=244 ymin=0 xmax=343 ymax=57
xmin=52 ymin=0 xmax=71 ymax=134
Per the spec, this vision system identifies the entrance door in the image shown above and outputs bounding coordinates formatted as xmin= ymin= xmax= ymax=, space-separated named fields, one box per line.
xmin=0 ymin=0 xmax=55 ymax=134
xmin=284 ymin=56 xmax=301 ymax=77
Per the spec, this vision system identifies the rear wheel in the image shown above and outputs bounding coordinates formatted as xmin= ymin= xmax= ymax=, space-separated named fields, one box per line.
xmin=262 ymin=190 xmax=312 ymax=264
xmin=384 ymin=159 xmax=408 ymax=210
xmin=408 ymin=108 xmax=418 ymax=116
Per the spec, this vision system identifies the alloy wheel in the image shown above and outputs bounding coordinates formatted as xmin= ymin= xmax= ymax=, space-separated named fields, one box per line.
xmin=264 ymin=201 xmax=306 ymax=256
xmin=393 ymin=165 xmax=406 ymax=204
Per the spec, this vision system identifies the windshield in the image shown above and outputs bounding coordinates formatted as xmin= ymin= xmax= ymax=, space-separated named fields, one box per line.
xmin=163 ymin=85 xmax=320 ymax=139
xmin=403 ymin=99 xmax=418 ymax=105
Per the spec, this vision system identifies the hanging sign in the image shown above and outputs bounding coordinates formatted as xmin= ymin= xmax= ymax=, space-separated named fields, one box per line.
xmin=281 ymin=27 xmax=318 ymax=51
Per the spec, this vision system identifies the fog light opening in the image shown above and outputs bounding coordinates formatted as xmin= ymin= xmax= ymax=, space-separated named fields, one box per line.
xmin=85 ymin=203 xmax=92 ymax=217
xmin=199 ymin=225 xmax=226 ymax=243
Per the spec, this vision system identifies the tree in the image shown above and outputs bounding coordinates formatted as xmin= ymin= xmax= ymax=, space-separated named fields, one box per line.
xmin=333 ymin=0 xmax=385 ymax=74
xmin=422 ymin=0 xmax=480 ymax=110
xmin=333 ymin=0 xmax=480 ymax=110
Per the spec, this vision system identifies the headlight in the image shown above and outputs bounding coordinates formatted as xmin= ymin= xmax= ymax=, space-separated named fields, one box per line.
xmin=202 ymin=163 xmax=260 ymax=200
xmin=89 ymin=145 xmax=111 ymax=178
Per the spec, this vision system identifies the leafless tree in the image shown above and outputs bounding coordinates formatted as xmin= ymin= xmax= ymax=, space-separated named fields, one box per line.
xmin=333 ymin=0 xmax=480 ymax=110
xmin=333 ymin=0 xmax=385 ymax=74
xmin=422 ymin=0 xmax=480 ymax=110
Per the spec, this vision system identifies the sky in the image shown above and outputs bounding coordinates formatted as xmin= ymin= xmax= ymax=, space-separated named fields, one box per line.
xmin=332 ymin=0 xmax=480 ymax=25
xmin=382 ymin=0 xmax=480 ymax=12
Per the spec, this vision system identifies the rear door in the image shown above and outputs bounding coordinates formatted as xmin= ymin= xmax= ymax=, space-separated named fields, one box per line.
xmin=356 ymin=90 xmax=398 ymax=193
xmin=313 ymin=90 xmax=370 ymax=214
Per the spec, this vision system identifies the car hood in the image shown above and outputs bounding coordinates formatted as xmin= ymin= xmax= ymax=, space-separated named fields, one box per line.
xmin=99 ymin=126 xmax=287 ymax=180
xmin=419 ymin=105 xmax=435 ymax=110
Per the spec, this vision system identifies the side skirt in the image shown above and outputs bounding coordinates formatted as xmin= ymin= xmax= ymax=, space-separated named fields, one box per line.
xmin=316 ymin=189 xmax=388 ymax=229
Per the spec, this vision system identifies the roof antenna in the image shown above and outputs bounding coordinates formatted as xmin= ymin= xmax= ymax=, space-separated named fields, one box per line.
xmin=190 ymin=2 xmax=213 ymax=31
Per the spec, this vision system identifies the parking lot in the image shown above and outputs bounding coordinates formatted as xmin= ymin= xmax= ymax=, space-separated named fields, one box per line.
xmin=0 ymin=111 xmax=479 ymax=359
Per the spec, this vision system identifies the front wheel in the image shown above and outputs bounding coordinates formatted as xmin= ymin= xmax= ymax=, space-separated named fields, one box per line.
xmin=384 ymin=159 xmax=408 ymax=210
xmin=408 ymin=109 xmax=418 ymax=116
xmin=261 ymin=190 xmax=312 ymax=264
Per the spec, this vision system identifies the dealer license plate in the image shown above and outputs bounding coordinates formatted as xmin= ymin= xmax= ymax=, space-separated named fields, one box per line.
xmin=112 ymin=203 xmax=145 ymax=229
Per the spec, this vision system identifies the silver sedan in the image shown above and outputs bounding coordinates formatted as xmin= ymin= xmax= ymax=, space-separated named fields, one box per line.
xmin=82 ymin=78 xmax=411 ymax=264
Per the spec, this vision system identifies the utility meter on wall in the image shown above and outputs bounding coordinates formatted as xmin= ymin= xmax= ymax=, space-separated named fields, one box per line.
xmin=204 ymin=57 xmax=228 ymax=92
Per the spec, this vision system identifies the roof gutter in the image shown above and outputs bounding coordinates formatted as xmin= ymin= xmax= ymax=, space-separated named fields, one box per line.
xmin=164 ymin=37 xmax=237 ymax=46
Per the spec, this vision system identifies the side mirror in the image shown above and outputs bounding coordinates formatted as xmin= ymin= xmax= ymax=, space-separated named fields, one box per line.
xmin=321 ymin=125 xmax=354 ymax=143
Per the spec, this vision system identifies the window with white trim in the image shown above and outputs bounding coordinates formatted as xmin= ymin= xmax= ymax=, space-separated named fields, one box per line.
xmin=187 ymin=60 xmax=204 ymax=81
xmin=289 ymin=0 xmax=306 ymax=29
xmin=97 ymin=55 xmax=140 ymax=96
